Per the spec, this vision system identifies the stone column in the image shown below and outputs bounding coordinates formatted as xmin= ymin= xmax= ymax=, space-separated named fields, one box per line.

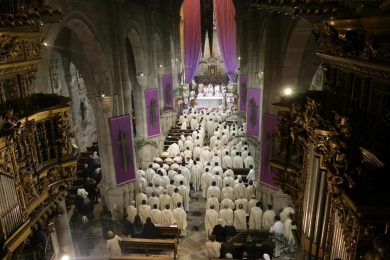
xmin=134 ymin=75 xmax=148 ymax=138
xmin=54 ymin=201 xmax=75 ymax=259
xmin=92 ymin=96 xmax=116 ymax=206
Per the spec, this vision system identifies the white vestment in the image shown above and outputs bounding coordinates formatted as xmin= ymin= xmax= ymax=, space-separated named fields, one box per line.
xmin=159 ymin=194 xmax=171 ymax=210
xmin=170 ymin=193 xmax=183 ymax=209
xmin=206 ymin=197 xmax=220 ymax=211
xmin=223 ymin=176 xmax=235 ymax=189
xmin=249 ymin=207 xmax=263 ymax=230
xmin=148 ymin=196 xmax=160 ymax=208
xmin=283 ymin=218 xmax=295 ymax=242
xmin=233 ymin=183 xmax=246 ymax=200
xmin=280 ymin=207 xmax=295 ymax=223
xmin=219 ymin=208 xmax=234 ymax=227
xmin=136 ymin=193 xmax=148 ymax=210
xmin=247 ymin=199 xmax=258 ymax=214
xmin=233 ymin=156 xmax=244 ymax=168
xmin=191 ymin=164 xmax=202 ymax=191
xmin=173 ymin=207 xmax=187 ymax=236
xmin=167 ymin=143 xmax=180 ymax=156
xmin=193 ymin=146 xmax=202 ymax=160
xmin=205 ymin=241 xmax=221 ymax=259
xmin=126 ymin=205 xmax=137 ymax=223
xmin=246 ymin=185 xmax=256 ymax=201
xmin=201 ymin=172 xmax=213 ymax=198
xmin=222 ymin=155 xmax=233 ymax=169
xmin=161 ymin=209 xmax=176 ymax=225
xmin=223 ymin=169 xmax=234 ymax=178
xmin=221 ymin=186 xmax=234 ymax=200
xmin=205 ymin=209 xmax=219 ymax=237
xmin=221 ymin=198 xmax=235 ymax=210
xmin=235 ymin=198 xmax=248 ymax=213
xmin=262 ymin=210 xmax=276 ymax=230
xmin=139 ymin=204 xmax=151 ymax=224
xmin=106 ymin=235 xmax=123 ymax=256
xmin=151 ymin=209 xmax=162 ymax=224
xmin=247 ymin=169 xmax=256 ymax=182
xmin=178 ymin=185 xmax=190 ymax=211
xmin=207 ymin=186 xmax=221 ymax=200
xmin=244 ymin=156 xmax=255 ymax=168
xmin=234 ymin=209 xmax=247 ymax=230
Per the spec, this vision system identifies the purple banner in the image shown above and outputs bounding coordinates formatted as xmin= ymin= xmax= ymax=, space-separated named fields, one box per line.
xmin=260 ymin=114 xmax=278 ymax=187
xmin=239 ymin=74 xmax=248 ymax=112
xmin=109 ymin=115 xmax=137 ymax=186
xmin=162 ymin=74 xmax=174 ymax=111
xmin=246 ymin=88 xmax=261 ymax=138
xmin=145 ymin=88 xmax=161 ymax=137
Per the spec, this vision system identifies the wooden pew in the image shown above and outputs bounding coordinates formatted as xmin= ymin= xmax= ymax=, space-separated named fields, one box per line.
xmin=155 ymin=224 xmax=181 ymax=243
xmin=109 ymin=255 xmax=172 ymax=260
xmin=120 ymin=237 xmax=177 ymax=260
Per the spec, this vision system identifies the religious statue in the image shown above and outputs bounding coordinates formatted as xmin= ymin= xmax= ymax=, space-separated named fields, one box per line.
xmin=80 ymin=98 xmax=87 ymax=121
xmin=249 ymin=97 xmax=258 ymax=127
xmin=149 ymin=98 xmax=157 ymax=126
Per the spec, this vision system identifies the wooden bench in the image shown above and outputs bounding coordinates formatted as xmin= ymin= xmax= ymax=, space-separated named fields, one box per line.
xmin=120 ymin=238 xmax=177 ymax=260
xmin=109 ymin=255 xmax=172 ymax=260
xmin=155 ymin=224 xmax=181 ymax=243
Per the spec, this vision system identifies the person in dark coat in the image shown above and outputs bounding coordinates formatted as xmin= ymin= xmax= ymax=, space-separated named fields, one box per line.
xmin=224 ymin=220 xmax=236 ymax=238
xmin=142 ymin=217 xmax=160 ymax=238
xmin=122 ymin=214 xmax=133 ymax=237
xmin=132 ymin=215 xmax=144 ymax=238
xmin=212 ymin=218 xmax=225 ymax=242
xmin=220 ymin=236 xmax=235 ymax=259
xmin=241 ymin=235 xmax=257 ymax=260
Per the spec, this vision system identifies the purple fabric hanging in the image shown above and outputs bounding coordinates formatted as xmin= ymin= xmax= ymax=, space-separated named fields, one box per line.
xmin=214 ymin=0 xmax=237 ymax=82
xmin=184 ymin=0 xmax=202 ymax=84
xmin=109 ymin=115 xmax=137 ymax=185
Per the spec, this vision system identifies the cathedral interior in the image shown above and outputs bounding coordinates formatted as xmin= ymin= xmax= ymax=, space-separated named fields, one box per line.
xmin=0 ymin=0 xmax=389 ymax=259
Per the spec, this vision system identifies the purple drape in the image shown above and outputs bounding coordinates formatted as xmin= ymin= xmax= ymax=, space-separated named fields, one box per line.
xmin=109 ymin=115 xmax=136 ymax=186
xmin=184 ymin=0 xmax=202 ymax=84
xmin=214 ymin=0 xmax=237 ymax=82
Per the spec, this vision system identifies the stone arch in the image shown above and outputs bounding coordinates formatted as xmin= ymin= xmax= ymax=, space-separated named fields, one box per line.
xmin=36 ymin=12 xmax=113 ymax=150
xmin=127 ymin=28 xmax=148 ymax=75
xmin=280 ymin=18 xmax=316 ymax=92
xmin=125 ymin=27 xmax=149 ymax=139
xmin=153 ymin=31 xmax=164 ymax=68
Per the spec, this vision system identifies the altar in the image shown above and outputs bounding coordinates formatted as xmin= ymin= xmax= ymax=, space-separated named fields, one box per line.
xmin=195 ymin=96 xmax=224 ymax=108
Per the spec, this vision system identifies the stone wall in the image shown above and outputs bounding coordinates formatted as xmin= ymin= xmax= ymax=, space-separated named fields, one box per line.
xmin=47 ymin=51 xmax=97 ymax=151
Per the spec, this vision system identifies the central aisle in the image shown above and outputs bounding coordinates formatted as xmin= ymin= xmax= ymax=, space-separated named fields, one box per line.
xmin=177 ymin=191 xmax=208 ymax=260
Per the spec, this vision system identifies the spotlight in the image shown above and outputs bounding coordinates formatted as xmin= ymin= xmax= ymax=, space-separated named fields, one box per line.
xmin=238 ymin=56 xmax=241 ymax=60
xmin=283 ymin=87 xmax=293 ymax=96
xmin=136 ymin=72 xmax=145 ymax=77
xmin=60 ymin=255 xmax=69 ymax=260
xmin=43 ymin=42 xmax=48 ymax=46
xmin=100 ymin=91 xmax=105 ymax=98
xmin=159 ymin=64 xmax=163 ymax=68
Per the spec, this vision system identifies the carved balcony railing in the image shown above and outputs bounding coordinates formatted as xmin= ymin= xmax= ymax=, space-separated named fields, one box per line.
xmin=0 ymin=94 xmax=78 ymax=257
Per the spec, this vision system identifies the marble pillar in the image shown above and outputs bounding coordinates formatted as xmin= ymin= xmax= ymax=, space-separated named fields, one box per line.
xmin=54 ymin=201 xmax=75 ymax=259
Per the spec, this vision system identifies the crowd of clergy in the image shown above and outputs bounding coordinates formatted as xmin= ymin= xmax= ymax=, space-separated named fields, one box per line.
xmin=108 ymin=107 xmax=296 ymax=258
